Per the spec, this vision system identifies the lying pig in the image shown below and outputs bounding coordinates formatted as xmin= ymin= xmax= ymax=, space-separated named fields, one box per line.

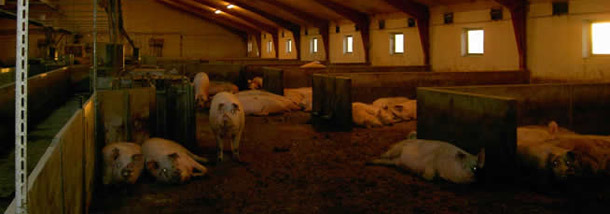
xmin=284 ymin=87 xmax=313 ymax=112
xmin=517 ymin=121 xmax=575 ymax=146
xmin=369 ymin=139 xmax=485 ymax=184
xmin=237 ymin=90 xmax=301 ymax=116
xmin=210 ymin=92 xmax=246 ymax=162
xmin=142 ymin=138 xmax=208 ymax=183
xmin=193 ymin=72 xmax=210 ymax=109
xmin=209 ymin=81 xmax=239 ymax=96
xmin=102 ymin=142 xmax=144 ymax=185
xmin=552 ymin=134 xmax=610 ymax=176
xmin=372 ymin=97 xmax=413 ymax=123
xmin=517 ymin=141 xmax=576 ymax=181
xmin=352 ymin=102 xmax=383 ymax=128
xmin=248 ymin=77 xmax=263 ymax=90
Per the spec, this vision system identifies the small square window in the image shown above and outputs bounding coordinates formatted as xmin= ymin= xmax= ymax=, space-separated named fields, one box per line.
xmin=465 ymin=29 xmax=484 ymax=55
xmin=247 ymin=42 xmax=252 ymax=53
xmin=592 ymin=22 xmax=610 ymax=55
xmin=391 ymin=33 xmax=404 ymax=54
xmin=267 ymin=41 xmax=273 ymax=53
xmin=286 ymin=39 xmax=292 ymax=53
xmin=311 ymin=37 xmax=318 ymax=53
xmin=344 ymin=35 xmax=353 ymax=54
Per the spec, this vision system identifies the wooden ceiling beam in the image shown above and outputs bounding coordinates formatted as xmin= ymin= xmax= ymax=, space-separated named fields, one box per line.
xmin=194 ymin=0 xmax=278 ymax=36
xmin=157 ymin=0 xmax=253 ymax=38
xmin=384 ymin=0 xmax=430 ymax=65
xmin=313 ymin=0 xmax=370 ymax=63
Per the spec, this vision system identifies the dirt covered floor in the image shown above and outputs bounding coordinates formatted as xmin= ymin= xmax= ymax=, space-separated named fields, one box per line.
xmin=90 ymin=111 xmax=609 ymax=214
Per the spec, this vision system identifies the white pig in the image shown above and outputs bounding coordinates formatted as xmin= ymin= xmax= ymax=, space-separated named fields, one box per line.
xmin=210 ymin=92 xmax=246 ymax=162
xmin=372 ymin=97 xmax=414 ymax=122
xmin=193 ymin=72 xmax=210 ymax=109
xmin=102 ymin=142 xmax=144 ymax=185
xmin=352 ymin=102 xmax=384 ymax=128
xmin=284 ymin=87 xmax=313 ymax=112
xmin=237 ymin=90 xmax=301 ymax=115
xmin=248 ymin=77 xmax=263 ymax=90
xmin=369 ymin=139 xmax=485 ymax=184
xmin=517 ymin=141 xmax=576 ymax=181
xmin=142 ymin=138 xmax=208 ymax=183
xmin=209 ymin=81 xmax=239 ymax=96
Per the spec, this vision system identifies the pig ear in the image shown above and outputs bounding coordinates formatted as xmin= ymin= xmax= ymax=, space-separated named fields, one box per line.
xmin=477 ymin=148 xmax=486 ymax=168
xmin=548 ymin=121 xmax=559 ymax=135
xmin=147 ymin=161 xmax=159 ymax=170
xmin=393 ymin=105 xmax=404 ymax=112
xmin=168 ymin=153 xmax=179 ymax=161
xmin=112 ymin=148 xmax=120 ymax=161
xmin=132 ymin=154 xmax=143 ymax=162
xmin=232 ymin=103 xmax=240 ymax=111
xmin=455 ymin=151 xmax=467 ymax=160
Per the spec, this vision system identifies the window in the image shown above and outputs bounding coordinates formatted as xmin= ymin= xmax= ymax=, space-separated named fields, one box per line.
xmin=390 ymin=33 xmax=404 ymax=54
xmin=267 ymin=41 xmax=272 ymax=53
xmin=592 ymin=22 xmax=610 ymax=55
xmin=311 ymin=37 xmax=318 ymax=53
xmin=465 ymin=29 xmax=484 ymax=55
xmin=247 ymin=42 xmax=252 ymax=53
xmin=286 ymin=39 xmax=292 ymax=53
xmin=344 ymin=35 xmax=353 ymax=54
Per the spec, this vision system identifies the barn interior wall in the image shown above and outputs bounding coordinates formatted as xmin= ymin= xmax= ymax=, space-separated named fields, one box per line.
xmin=278 ymin=29 xmax=297 ymax=59
xmin=528 ymin=0 xmax=610 ymax=81
xmin=300 ymin=27 xmax=326 ymax=61
xmin=247 ymin=35 xmax=260 ymax=58
xmin=260 ymin=32 xmax=276 ymax=58
xmin=429 ymin=2 xmax=520 ymax=71
xmin=120 ymin=0 xmax=246 ymax=60
xmin=329 ymin=22 xmax=366 ymax=63
xmin=369 ymin=13 xmax=425 ymax=66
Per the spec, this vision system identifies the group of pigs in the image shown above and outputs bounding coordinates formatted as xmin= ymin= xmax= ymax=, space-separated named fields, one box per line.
xmin=352 ymin=97 xmax=417 ymax=128
xmin=517 ymin=121 xmax=610 ymax=182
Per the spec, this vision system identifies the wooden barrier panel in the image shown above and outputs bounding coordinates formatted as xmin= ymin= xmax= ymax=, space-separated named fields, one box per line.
xmin=416 ymin=82 xmax=610 ymax=180
xmin=312 ymin=74 xmax=352 ymax=132
xmin=5 ymin=96 xmax=96 ymax=214
xmin=417 ymin=88 xmax=518 ymax=180
xmin=263 ymin=68 xmax=284 ymax=95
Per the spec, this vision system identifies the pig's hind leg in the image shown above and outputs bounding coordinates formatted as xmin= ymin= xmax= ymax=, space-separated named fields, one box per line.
xmin=216 ymin=135 xmax=224 ymax=163
xmin=189 ymin=158 xmax=208 ymax=177
xmin=231 ymin=133 xmax=242 ymax=162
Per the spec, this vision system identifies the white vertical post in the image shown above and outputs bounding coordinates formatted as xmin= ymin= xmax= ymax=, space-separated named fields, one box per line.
xmin=15 ymin=0 xmax=29 ymax=213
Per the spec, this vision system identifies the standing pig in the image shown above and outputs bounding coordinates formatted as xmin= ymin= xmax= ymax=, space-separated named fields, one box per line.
xmin=102 ymin=142 xmax=144 ymax=185
xmin=193 ymin=72 xmax=210 ymax=108
xmin=248 ymin=77 xmax=263 ymax=90
xmin=210 ymin=92 xmax=246 ymax=162
xmin=369 ymin=139 xmax=485 ymax=184
xmin=142 ymin=138 xmax=208 ymax=183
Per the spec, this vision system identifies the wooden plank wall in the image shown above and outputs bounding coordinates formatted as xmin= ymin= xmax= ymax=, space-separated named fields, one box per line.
xmin=5 ymin=96 xmax=96 ymax=213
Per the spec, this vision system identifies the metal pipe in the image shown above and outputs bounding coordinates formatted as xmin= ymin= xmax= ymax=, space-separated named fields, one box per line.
xmin=15 ymin=0 xmax=29 ymax=213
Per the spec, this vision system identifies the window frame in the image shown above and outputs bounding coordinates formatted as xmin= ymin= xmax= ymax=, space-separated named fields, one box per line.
xmin=344 ymin=35 xmax=354 ymax=54
xmin=591 ymin=21 xmax=610 ymax=56
xmin=266 ymin=41 xmax=273 ymax=53
xmin=390 ymin=33 xmax=405 ymax=55
xmin=311 ymin=37 xmax=318 ymax=53
xmin=247 ymin=41 xmax=252 ymax=53
xmin=463 ymin=28 xmax=484 ymax=56
xmin=286 ymin=39 xmax=292 ymax=53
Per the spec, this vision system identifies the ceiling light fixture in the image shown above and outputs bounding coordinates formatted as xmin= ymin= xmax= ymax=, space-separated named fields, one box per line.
xmin=215 ymin=10 xmax=222 ymax=14
xmin=227 ymin=4 xmax=235 ymax=9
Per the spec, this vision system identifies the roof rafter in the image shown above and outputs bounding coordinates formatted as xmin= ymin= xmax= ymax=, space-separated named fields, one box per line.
xmin=157 ymin=0 xmax=254 ymax=37
xmin=194 ymin=0 xmax=278 ymax=35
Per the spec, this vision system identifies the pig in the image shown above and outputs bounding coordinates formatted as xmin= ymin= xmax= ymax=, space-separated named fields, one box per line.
xmin=209 ymin=81 xmax=239 ymax=96
xmin=284 ymin=87 xmax=313 ymax=112
xmin=551 ymin=134 xmax=610 ymax=176
xmin=372 ymin=97 xmax=413 ymax=123
xmin=102 ymin=142 xmax=144 ymax=185
xmin=193 ymin=72 xmax=210 ymax=109
xmin=352 ymin=102 xmax=383 ymax=128
xmin=369 ymin=139 xmax=485 ymax=184
xmin=237 ymin=90 xmax=301 ymax=115
xmin=142 ymin=138 xmax=208 ymax=183
xmin=248 ymin=77 xmax=263 ymax=90
xmin=517 ymin=121 xmax=575 ymax=146
xmin=210 ymin=92 xmax=246 ymax=162
xmin=517 ymin=141 xmax=576 ymax=181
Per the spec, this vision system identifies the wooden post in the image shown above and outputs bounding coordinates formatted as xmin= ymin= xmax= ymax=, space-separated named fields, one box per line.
xmin=334 ymin=76 xmax=352 ymax=131
xmin=262 ymin=67 xmax=284 ymax=95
